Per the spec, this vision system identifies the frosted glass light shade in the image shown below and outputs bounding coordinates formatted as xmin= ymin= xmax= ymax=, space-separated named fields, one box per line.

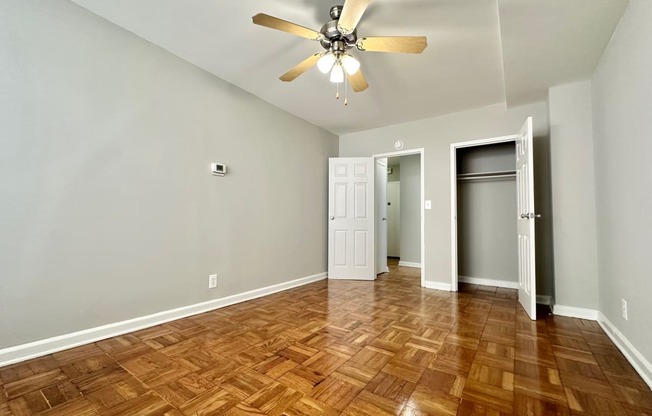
xmin=341 ymin=55 xmax=360 ymax=75
xmin=330 ymin=64 xmax=344 ymax=83
xmin=317 ymin=53 xmax=336 ymax=74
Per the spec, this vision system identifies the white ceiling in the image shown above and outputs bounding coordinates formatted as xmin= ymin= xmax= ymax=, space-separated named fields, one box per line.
xmin=70 ymin=0 xmax=627 ymax=135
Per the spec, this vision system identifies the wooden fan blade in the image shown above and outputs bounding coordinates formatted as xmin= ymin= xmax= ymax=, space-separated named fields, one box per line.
xmin=357 ymin=36 xmax=428 ymax=54
xmin=279 ymin=53 xmax=321 ymax=82
xmin=337 ymin=0 xmax=371 ymax=35
xmin=347 ymin=69 xmax=369 ymax=93
xmin=252 ymin=13 xmax=321 ymax=40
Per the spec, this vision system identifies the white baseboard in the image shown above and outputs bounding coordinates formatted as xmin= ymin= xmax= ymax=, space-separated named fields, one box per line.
xmin=598 ymin=313 xmax=652 ymax=389
xmin=0 ymin=272 xmax=328 ymax=367
xmin=398 ymin=261 xmax=421 ymax=268
xmin=553 ymin=304 xmax=600 ymax=320
xmin=457 ymin=277 xmax=553 ymax=306
xmin=458 ymin=275 xmax=519 ymax=289
xmin=424 ymin=281 xmax=452 ymax=291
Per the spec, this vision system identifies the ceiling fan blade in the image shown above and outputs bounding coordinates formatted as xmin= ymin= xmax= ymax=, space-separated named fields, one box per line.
xmin=347 ymin=69 xmax=369 ymax=93
xmin=357 ymin=36 xmax=428 ymax=54
xmin=252 ymin=13 xmax=321 ymax=40
xmin=337 ymin=0 xmax=371 ymax=35
xmin=279 ymin=53 xmax=321 ymax=82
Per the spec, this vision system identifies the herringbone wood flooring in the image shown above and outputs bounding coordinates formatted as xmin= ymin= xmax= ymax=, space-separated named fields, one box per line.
xmin=1 ymin=260 xmax=651 ymax=415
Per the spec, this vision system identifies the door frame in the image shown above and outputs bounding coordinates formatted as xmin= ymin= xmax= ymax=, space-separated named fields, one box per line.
xmin=450 ymin=135 xmax=517 ymax=292
xmin=372 ymin=148 xmax=425 ymax=288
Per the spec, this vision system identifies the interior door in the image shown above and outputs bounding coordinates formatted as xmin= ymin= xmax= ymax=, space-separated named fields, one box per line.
xmin=387 ymin=182 xmax=401 ymax=257
xmin=375 ymin=158 xmax=388 ymax=275
xmin=328 ymin=157 xmax=375 ymax=280
xmin=516 ymin=117 xmax=537 ymax=320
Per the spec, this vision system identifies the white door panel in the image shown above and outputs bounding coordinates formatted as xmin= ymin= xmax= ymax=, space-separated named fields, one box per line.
xmin=516 ymin=117 xmax=537 ymax=320
xmin=375 ymin=159 xmax=388 ymax=275
xmin=387 ymin=182 xmax=401 ymax=257
xmin=329 ymin=157 xmax=375 ymax=280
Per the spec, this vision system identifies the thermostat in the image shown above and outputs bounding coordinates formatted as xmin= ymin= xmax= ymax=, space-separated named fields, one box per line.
xmin=211 ymin=163 xmax=226 ymax=176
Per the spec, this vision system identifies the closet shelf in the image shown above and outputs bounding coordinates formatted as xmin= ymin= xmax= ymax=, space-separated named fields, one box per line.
xmin=457 ymin=170 xmax=516 ymax=181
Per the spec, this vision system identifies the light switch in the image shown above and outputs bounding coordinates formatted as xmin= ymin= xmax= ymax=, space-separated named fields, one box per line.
xmin=425 ymin=200 xmax=432 ymax=210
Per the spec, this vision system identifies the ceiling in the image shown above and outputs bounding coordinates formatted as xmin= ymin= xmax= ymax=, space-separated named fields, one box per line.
xmin=70 ymin=0 xmax=628 ymax=135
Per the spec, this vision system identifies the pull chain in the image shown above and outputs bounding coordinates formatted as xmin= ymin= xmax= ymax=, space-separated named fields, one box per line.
xmin=336 ymin=81 xmax=339 ymax=99
xmin=344 ymin=74 xmax=349 ymax=106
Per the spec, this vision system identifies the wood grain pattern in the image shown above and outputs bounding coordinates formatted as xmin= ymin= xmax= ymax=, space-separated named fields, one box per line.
xmin=1 ymin=259 xmax=650 ymax=415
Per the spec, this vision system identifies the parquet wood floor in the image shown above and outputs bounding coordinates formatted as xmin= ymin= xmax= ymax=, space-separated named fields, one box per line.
xmin=2 ymin=259 xmax=651 ymax=415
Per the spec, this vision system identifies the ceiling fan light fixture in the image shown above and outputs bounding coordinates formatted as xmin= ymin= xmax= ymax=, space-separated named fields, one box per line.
xmin=330 ymin=63 xmax=344 ymax=83
xmin=341 ymin=54 xmax=360 ymax=75
xmin=253 ymin=1 xmax=426 ymax=95
xmin=317 ymin=53 xmax=336 ymax=74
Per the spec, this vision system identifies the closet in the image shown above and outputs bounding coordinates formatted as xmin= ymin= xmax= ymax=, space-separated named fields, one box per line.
xmin=456 ymin=142 xmax=518 ymax=287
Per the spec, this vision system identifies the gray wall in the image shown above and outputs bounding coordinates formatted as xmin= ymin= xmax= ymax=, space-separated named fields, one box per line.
xmin=456 ymin=142 xmax=516 ymax=174
xmin=339 ymin=102 xmax=554 ymax=296
xmin=457 ymin=180 xmax=517 ymax=281
xmin=548 ymin=81 xmax=599 ymax=309
xmin=388 ymin=164 xmax=400 ymax=182
xmin=399 ymin=155 xmax=421 ymax=264
xmin=457 ymin=144 xmax=517 ymax=282
xmin=0 ymin=0 xmax=337 ymax=349
xmin=592 ymin=0 xmax=652 ymax=363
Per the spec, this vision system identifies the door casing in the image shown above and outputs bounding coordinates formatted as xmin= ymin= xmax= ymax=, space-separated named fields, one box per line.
xmin=450 ymin=134 xmax=518 ymax=292
xmin=372 ymin=149 xmax=425 ymax=288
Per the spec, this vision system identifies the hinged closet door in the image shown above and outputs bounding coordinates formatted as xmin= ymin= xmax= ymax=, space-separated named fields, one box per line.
xmin=516 ymin=117 xmax=537 ymax=320
xmin=328 ymin=157 xmax=376 ymax=280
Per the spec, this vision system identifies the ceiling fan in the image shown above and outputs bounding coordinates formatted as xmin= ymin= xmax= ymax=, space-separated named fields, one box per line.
xmin=252 ymin=0 xmax=427 ymax=100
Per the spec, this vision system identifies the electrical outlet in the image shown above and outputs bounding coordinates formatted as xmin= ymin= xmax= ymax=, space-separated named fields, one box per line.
xmin=622 ymin=298 xmax=628 ymax=320
xmin=208 ymin=274 xmax=218 ymax=289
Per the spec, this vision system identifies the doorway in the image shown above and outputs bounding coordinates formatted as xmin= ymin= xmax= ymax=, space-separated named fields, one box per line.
xmin=450 ymin=135 xmax=518 ymax=292
xmin=450 ymin=117 xmax=537 ymax=319
xmin=373 ymin=149 xmax=425 ymax=287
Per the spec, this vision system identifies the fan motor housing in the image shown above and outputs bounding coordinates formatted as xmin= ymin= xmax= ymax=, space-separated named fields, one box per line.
xmin=320 ymin=5 xmax=357 ymax=51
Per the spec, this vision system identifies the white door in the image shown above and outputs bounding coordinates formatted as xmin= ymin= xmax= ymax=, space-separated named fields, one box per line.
xmin=328 ymin=157 xmax=375 ymax=280
xmin=387 ymin=182 xmax=401 ymax=257
xmin=516 ymin=117 xmax=537 ymax=320
xmin=375 ymin=158 xmax=388 ymax=275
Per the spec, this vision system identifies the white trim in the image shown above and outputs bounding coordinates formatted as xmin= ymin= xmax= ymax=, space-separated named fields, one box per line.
xmin=451 ymin=134 xmax=518 ymax=149
xmin=0 ymin=272 xmax=327 ymax=367
xmin=373 ymin=148 xmax=424 ymax=158
xmin=455 ymin=275 xmax=553 ymax=306
xmin=424 ymin=281 xmax=452 ymax=292
xmin=372 ymin=148 xmax=425 ymax=289
xmin=536 ymin=295 xmax=553 ymax=306
xmin=450 ymin=145 xmax=458 ymax=292
xmin=552 ymin=304 xmax=599 ymax=320
xmin=450 ymin=134 xmax=519 ymax=293
xmin=458 ymin=275 xmax=519 ymax=289
xmin=420 ymin=150 xmax=425 ymax=289
xmin=398 ymin=261 xmax=421 ymax=268
xmin=598 ymin=313 xmax=652 ymax=389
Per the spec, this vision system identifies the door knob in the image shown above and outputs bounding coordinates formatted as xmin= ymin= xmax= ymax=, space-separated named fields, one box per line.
xmin=330 ymin=216 xmax=335 ymax=220
xmin=520 ymin=214 xmax=529 ymax=219
xmin=382 ymin=218 xmax=387 ymax=221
